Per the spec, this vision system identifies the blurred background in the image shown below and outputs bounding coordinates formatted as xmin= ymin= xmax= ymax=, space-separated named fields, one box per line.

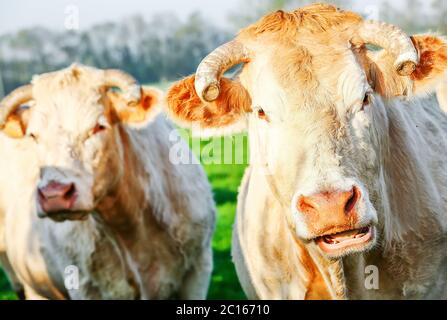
xmin=0 ymin=0 xmax=446 ymax=299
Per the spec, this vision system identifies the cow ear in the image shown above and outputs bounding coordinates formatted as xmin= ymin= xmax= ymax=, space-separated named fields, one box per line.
xmin=166 ymin=75 xmax=251 ymax=135
xmin=410 ymin=35 xmax=447 ymax=95
xmin=2 ymin=107 xmax=31 ymax=139
xmin=369 ymin=34 xmax=447 ymax=98
xmin=109 ymin=86 xmax=162 ymax=128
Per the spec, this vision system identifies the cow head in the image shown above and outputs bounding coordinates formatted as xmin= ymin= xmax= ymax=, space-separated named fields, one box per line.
xmin=167 ymin=4 xmax=447 ymax=258
xmin=0 ymin=64 xmax=161 ymax=222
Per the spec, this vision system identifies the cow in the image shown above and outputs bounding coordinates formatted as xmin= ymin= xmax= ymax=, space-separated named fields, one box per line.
xmin=0 ymin=64 xmax=215 ymax=299
xmin=166 ymin=4 xmax=447 ymax=299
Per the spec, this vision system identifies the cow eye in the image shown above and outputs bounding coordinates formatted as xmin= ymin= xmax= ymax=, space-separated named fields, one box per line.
xmin=91 ymin=123 xmax=107 ymax=135
xmin=361 ymin=93 xmax=371 ymax=110
xmin=28 ymin=132 xmax=38 ymax=142
xmin=257 ymin=108 xmax=269 ymax=121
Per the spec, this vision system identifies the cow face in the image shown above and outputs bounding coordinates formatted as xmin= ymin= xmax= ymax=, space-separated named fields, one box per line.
xmin=239 ymin=43 xmax=381 ymax=258
xmin=0 ymin=65 xmax=161 ymax=222
xmin=167 ymin=5 xmax=447 ymax=258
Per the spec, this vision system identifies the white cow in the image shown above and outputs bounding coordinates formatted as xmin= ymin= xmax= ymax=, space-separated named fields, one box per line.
xmin=0 ymin=64 xmax=215 ymax=299
xmin=166 ymin=4 xmax=447 ymax=299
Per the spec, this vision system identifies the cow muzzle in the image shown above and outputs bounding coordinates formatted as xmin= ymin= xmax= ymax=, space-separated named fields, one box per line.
xmin=296 ymin=186 xmax=376 ymax=257
xmin=37 ymin=181 xmax=87 ymax=221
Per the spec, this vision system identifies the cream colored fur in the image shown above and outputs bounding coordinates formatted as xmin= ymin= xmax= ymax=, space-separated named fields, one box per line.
xmin=0 ymin=65 xmax=215 ymax=299
xmin=228 ymin=41 xmax=447 ymax=299
xmin=232 ymin=94 xmax=447 ymax=299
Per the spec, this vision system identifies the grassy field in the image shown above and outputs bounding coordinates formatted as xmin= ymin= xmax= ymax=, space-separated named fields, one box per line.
xmin=0 ymin=123 xmax=249 ymax=299
xmin=191 ymin=134 xmax=248 ymax=300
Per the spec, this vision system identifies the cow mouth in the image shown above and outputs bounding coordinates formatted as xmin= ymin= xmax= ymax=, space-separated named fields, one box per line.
xmin=315 ymin=226 xmax=374 ymax=255
xmin=40 ymin=210 xmax=90 ymax=222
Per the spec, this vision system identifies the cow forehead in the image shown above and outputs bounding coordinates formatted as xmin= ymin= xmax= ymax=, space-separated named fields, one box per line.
xmin=29 ymin=67 xmax=106 ymax=133
xmin=237 ymin=4 xmax=369 ymax=110
xmin=32 ymin=64 xmax=104 ymax=97
xmin=241 ymin=41 xmax=368 ymax=114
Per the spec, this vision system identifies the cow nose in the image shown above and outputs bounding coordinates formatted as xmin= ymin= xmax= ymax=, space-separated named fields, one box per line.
xmin=38 ymin=181 xmax=77 ymax=213
xmin=297 ymin=186 xmax=361 ymax=218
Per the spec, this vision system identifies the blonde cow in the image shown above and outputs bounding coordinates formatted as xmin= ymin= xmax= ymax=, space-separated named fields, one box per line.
xmin=167 ymin=4 xmax=447 ymax=299
xmin=0 ymin=64 xmax=215 ymax=299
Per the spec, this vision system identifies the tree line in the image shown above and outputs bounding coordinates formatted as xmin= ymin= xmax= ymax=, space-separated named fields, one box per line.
xmin=0 ymin=12 xmax=231 ymax=95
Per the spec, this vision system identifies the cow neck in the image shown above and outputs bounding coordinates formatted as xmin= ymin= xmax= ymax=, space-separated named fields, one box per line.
xmin=93 ymin=126 xmax=171 ymax=299
xmin=260 ymin=166 xmax=348 ymax=299
xmin=380 ymin=102 xmax=445 ymax=248
xmin=95 ymin=125 xmax=149 ymax=240
xmin=305 ymin=242 xmax=347 ymax=299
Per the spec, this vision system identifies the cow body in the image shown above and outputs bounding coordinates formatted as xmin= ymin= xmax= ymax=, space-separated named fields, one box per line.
xmin=0 ymin=65 xmax=215 ymax=299
xmin=1 ymin=116 xmax=214 ymax=299
xmin=233 ymin=95 xmax=447 ymax=299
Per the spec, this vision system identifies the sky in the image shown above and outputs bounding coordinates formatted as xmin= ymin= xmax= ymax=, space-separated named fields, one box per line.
xmin=0 ymin=0 xmax=415 ymax=36
xmin=0 ymin=0 xmax=241 ymax=35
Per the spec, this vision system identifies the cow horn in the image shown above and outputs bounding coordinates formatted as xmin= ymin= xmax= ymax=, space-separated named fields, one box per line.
xmin=355 ymin=20 xmax=419 ymax=76
xmin=103 ymin=69 xmax=141 ymax=106
xmin=0 ymin=84 xmax=33 ymax=128
xmin=195 ymin=40 xmax=250 ymax=103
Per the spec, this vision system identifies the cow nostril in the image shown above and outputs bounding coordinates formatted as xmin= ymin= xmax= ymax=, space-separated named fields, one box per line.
xmin=298 ymin=195 xmax=316 ymax=214
xmin=63 ymin=184 xmax=76 ymax=200
xmin=38 ymin=188 xmax=46 ymax=200
xmin=344 ymin=186 xmax=360 ymax=214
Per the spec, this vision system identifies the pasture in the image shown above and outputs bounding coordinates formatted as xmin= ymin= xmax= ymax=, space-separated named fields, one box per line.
xmin=195 ymin=134 xmax=248 ymax=300
xmin=0 ymin=79 xmax=249 ymax=299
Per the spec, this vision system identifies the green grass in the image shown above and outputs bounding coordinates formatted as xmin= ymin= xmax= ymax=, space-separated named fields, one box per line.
xmin=181 ymin=131 xmax=249 ymax=300
xmin=0 ymin=268 xmax=15 ymax=299
xmin=205 ymin=160 xmax=247 ymax=299
xmin=0 ymin=131 xmax=249 ymax=300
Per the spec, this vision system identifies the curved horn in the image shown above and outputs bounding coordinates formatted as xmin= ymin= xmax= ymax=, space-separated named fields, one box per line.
xmin=195 ymin=40 xmax=250 ymax=102
xmin=355 ymin=20 xmax=418 ymax=76
xmin=103 ymin=69 xmax=141 ymax=105
xmin=0 ymin=84 xmax=33 ymax=128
